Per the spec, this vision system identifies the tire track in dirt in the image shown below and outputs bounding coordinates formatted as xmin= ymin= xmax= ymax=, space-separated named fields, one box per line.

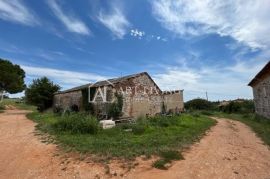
xmin=0 ymin=109 xmax=109 ymax=179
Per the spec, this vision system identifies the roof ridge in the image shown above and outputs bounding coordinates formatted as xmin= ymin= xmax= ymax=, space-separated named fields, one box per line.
xmin=248 ymin=61 xmax=270 ymax=86
xmin=55 ymin=72 xmax=150 ymax=94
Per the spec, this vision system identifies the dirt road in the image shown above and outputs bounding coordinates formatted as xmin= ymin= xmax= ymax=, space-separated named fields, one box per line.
xmin=0 ymin=109 xmax=106 ymax=179
xmin=0 ymin=109 xmax=270 ymax=179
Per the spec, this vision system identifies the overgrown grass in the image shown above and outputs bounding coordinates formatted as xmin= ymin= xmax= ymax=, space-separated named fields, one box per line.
xmin=0 ymin=103 xmax=5 ymax=112
xmin=27 ymin=112 xmax=216 ymax=162
xmin=212 ymin=112 xmax=270 ymax=146
xmin=28 ymin=112 xmax=215 ymax=161
xmin=2 ymin=98 xmax=36 ymax=111
xmin=53 ymin=114 xmax=100 ymax=134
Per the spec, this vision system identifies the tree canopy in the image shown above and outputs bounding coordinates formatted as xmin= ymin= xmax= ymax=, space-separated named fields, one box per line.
xmin=25 ymin=77 xmax=60 ymax=111
xmin=0 ymin=59 xmax=26 ymax=94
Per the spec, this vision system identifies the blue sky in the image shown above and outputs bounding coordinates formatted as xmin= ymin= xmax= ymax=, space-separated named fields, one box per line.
xmin=0 ymin=0 xmax=269 ymax=101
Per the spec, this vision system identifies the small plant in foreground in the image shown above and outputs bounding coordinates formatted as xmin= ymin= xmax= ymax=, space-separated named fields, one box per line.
xmin=153 ymin=150 xmax=184 ymax=170
xmin=152 ymin=159 xmax=168 ymax=170
xmin=160 ymin=150 xmax=183 ymax=161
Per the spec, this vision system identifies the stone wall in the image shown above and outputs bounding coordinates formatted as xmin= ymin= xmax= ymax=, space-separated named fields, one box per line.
xmin=252 ymin=75 xmax=270 ymax=119
xmin=115 ymin=73 xmax=163 ymax=118
xmin=53 ymin=90 xmax=82 ymax=109
xmin=163 ymin=90 xmax=184 ymax=113
xmin=53 ymin=73 xmax=185 ymax=119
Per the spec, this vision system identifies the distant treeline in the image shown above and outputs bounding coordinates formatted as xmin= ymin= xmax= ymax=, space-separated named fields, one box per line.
xmin=185 ymin=98 xmax=254 ymax=114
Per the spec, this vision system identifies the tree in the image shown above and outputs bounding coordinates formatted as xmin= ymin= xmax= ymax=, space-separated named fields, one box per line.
xmin=0 ymin=59 xmax=26 ymax=101
xmin=25 ymin=77 xmax=60 ymax=111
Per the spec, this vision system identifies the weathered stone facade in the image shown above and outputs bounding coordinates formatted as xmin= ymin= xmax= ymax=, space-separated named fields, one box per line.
xmin=53 ymin=72 xmax=184 ymax=119
xmin=249 ymin=61 xmax=270 ymax=119
xmin=163 ymin=90 xmax=184 ymax=114
xmin=53 ymin=90 xmax=82 ymax=109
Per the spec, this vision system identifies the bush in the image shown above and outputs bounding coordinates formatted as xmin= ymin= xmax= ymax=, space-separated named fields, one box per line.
xmin=53 ymin=114 xmax=100 ymax=134
xmin=108 ymin=93 xmax=123 ymax=119
xmin=185 ymin=98 xmax=214 ymax=110
xmin=25 ymin=77 xmax=60 ymax=112
xmin=221 ymin=100 xmax=254 ymax=114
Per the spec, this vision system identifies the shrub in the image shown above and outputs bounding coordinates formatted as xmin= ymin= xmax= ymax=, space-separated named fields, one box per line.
xmin=221 ymin=100 xmax=254 ymax=114
xmin=185 ymin=98 xmax=214 ymax=110
xmin=53 ymin=114 xmax=100 ymax=134
xmin=25 ymin=77 xmax=60 ymax=112
xmin=108 ymin=93 xmax=123 ymax=119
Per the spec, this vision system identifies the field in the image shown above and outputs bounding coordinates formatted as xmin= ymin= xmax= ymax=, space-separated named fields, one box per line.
xmin=27 ymin=112 xmax=216 ymax=167
xmin=1 ymin=98 xmax=36 ymax=111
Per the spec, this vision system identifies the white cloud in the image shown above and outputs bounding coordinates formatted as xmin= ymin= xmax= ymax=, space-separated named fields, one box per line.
xmin=153 ymin=59 xmax=267 ymax=101
xmin=130 ymin=29 xmax=145 ymax=37
xmin=98 ymin=6 xmax=130 ymax=39
xmin=151 ymin=0 xmax=270 ymax=49
xmin=21 ymin=65 xmax=110 ymax=89
xmin=47 ymin=0 xmax=90 ymax=35
xmin=130 ymin=28 xmax=168 ymax=42
xmin=0 ymin=0 xmax=38 ymax=25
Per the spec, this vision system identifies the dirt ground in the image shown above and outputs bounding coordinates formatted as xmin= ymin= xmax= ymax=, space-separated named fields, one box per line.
xmin=0 ymin=109 xmax=270 ymax=179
